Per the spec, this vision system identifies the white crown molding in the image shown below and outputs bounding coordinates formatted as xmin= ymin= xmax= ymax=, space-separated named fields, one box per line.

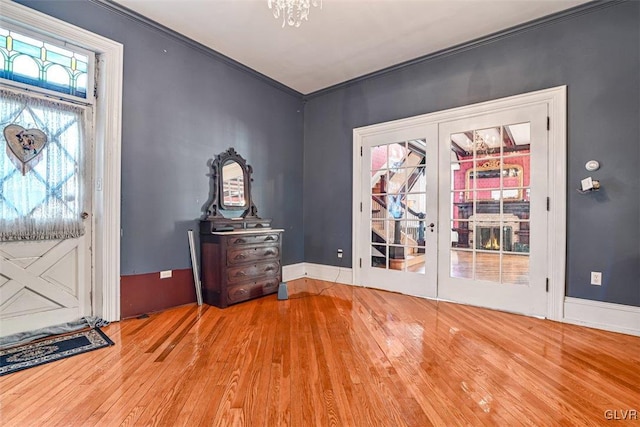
xmin=88 ymin=0 xmax=300 ymax=97
xmin=564 ymin=297 xmax=640 ymax=337
xmin=305 ymin=1 xmax=623 ymax=99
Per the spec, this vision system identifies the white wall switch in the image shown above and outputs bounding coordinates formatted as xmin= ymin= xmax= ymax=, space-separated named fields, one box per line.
xmin=160 ymin=270 xmax=172 ymax=279
xmin=590 ymin=271 xmax=602 ymax=286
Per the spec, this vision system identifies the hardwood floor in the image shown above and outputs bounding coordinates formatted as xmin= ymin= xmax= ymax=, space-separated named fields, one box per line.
xmin=1 ymin=279 xmax=639 ymax=426
xmin=395 ymin=251 xmax=530 ymax=285
xmin=450 ymin=250 xmax=530 ymax=285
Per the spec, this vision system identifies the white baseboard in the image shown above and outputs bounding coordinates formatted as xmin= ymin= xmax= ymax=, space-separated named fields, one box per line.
xmin=282 ymin=263 xmax=305 ymax=282
xmin=282 ymin=262 xmax=353 ymax=285
xmin=304 ymin=262 xmax=353 ymax=285
xmin=563 ymin=297 xmax=640 ymax=337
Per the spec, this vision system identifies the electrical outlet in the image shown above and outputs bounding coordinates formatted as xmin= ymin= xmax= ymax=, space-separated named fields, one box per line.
xmin=590 ymin=271 xmax=602 ymax=286
xmin=337 ymin=249 xmax=343 ymax=259
xmin=160 ymin=270 xmax=172 ymax=279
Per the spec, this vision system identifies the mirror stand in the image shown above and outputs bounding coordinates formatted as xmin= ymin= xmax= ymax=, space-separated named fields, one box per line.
xmin=201 ymin=147 xmax=272 ymax=232
xmin=198 ymin=148 xmax=283 ymax=308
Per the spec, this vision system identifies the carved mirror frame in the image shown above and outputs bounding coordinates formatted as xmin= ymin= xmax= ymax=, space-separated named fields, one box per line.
xmin=205 ymin=147 xmax=259 ymax=219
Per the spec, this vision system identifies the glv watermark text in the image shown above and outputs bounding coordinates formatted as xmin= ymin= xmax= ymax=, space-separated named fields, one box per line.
xmin=604 ymin=409 xmax=638 ymax=421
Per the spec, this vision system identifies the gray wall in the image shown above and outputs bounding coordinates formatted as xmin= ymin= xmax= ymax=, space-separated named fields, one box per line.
xmin=15 ymin=0 xmax=640 ymax=307
xmin=303 ymin=1 xmax=640 ymax=307
xmin=17 ymin=0 xmax=305 ymax=275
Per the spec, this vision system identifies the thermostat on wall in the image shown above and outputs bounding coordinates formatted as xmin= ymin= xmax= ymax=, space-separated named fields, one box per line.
xmin=585 ymin=160 xmax=600 ymax=171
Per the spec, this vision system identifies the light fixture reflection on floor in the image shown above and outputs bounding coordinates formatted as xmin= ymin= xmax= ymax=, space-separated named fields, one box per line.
xmin=268 ymin=0 xmax=322 ymax=28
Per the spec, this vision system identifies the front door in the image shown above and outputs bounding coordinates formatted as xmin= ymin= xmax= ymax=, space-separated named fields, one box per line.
xmin=0 ymin=89 xmax=93 ymax=336
xmin=358 ymin=124 xmax=438 ymax=298
xmin=437 ymin=104 xmax=548 ymax=316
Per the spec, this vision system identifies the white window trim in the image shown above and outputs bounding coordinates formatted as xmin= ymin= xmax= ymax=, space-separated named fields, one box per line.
xmin=1 ymin=0 xmax=123 ymax=321
xmin=353 ymin=86 xmax=567 ymax=321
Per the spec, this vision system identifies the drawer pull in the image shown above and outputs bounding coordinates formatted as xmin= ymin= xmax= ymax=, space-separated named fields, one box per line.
xmin=264 ymin=250 xmax=276 ymax=256
xmin=265 ymin=266 xmax=275 ymax=272
xmin=234 ymin=271 xmax=247 ymax=277
xmin=234 ymin=254 xmax=247 ymax=260
xmin=233 ymin=238 xmax=247 ymax=244
xmin=264 ymin=236 xmax=275 ymax=241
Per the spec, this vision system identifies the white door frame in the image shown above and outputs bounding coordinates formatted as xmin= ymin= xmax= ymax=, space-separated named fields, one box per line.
xmin=353 ymin=86 xmax=566 ymax=320
xmin=1 ymin=0 xmax=123 ymax=322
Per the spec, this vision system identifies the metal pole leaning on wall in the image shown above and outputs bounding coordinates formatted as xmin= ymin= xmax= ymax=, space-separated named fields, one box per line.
xmin=188 ymin=229 xmax=203 ymax=305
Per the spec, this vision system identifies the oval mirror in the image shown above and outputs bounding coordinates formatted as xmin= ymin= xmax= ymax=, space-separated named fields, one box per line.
xmin=221 ymin=160 xmax=246 ymax=208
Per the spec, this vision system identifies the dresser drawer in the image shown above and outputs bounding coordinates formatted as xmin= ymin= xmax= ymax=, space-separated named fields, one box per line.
xmin=227 ymin=245 xmax=279 ymax=265
xmin=226 ymin=233 xmax=280 ymax=246
xmin=201 ymin=229 xmax=283 ymax=308
xmin=226 ymin=278 xmax=280 ymax=304
xmin=227 ymin=261 xmax=280 ymax=283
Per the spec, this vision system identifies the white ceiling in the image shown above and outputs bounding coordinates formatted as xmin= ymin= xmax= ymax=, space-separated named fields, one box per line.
xmin=113 ymin=0 xmax=590 ymax=95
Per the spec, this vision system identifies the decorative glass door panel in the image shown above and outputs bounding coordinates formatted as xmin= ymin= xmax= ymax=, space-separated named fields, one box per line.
xmin=359 ymin=125 xmax=438 ymax=298
xmin=438 ymin=105 xmax=548 ymax=316
xmin=448 ymin=123 xmax=531 ymax=285
xmin=370 ymin=140 xmax=426 ymax=273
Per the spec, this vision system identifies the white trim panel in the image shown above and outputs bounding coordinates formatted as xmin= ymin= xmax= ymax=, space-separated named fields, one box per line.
xmin=283 ymin=263 xmax=305 ymax=282
xmin=564 ymin=297 xmax=640 ymax=337
xmin=352 ymin=133 xmax=363 ymax=286
xmin=303 ymin=263 xmax=354 ymax=285
xmin=283 ymin=263 xmax=354 ymax=285
xmin=546 ymin=89 xmax=567 ymax=322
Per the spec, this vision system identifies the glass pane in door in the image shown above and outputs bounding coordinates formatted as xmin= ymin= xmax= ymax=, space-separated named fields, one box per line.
xmin=448 ymin=123 xmax=531 ymax=285
xmin=370 ymin=139 xmax=427 ymax=275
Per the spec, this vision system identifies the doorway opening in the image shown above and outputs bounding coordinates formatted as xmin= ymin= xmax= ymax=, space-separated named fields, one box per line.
xmin=0 ymin=2 xmax=123 ymax=335
xmin=353 ymin=86 xmax=566 ymax=319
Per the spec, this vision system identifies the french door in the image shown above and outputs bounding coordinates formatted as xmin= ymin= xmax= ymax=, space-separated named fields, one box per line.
xmin=0 ymin=91 xmax=93 ymax=336
xmin=357 ymin=124 xmax=439 ymax=298
xmin=437 ymin=105 xmax=548 ymax=316
xmin=355 ymin=90 xmax=560 ymax=318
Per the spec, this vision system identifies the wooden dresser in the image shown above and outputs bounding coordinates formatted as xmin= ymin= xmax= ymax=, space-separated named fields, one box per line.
xmin=200 ymin=229 xmax=283 ymax=308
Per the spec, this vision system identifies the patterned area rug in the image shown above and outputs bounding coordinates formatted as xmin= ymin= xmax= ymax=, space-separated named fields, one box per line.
xmin=0 ymin=327 xmax=114 ymax=376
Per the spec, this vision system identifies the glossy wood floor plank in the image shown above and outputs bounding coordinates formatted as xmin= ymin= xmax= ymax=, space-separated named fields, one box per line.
xmin=1 ymin=278 xmax=639 ymax=426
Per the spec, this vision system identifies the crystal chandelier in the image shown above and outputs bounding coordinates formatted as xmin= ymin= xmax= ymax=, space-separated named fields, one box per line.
xmin=268 ymin=0 xmax=322 ymax=28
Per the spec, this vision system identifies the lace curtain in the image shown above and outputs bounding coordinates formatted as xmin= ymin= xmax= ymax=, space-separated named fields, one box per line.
xmin=0 ymin=88 xmax=86 ymax=241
